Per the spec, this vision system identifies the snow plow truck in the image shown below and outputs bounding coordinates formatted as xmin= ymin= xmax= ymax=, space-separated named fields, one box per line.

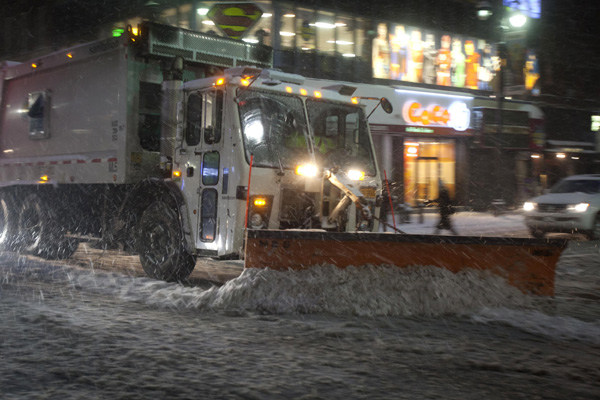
xmin=0 ymin=22 xmax=566 ymax=295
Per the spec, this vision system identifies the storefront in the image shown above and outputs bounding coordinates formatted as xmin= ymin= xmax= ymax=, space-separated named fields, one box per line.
xmin=541 ymin=140 xmax=600 ymax=188
xmin=104 ymin=1 xmax=553 ymax=207
xmin=469 ymin=98 xmax=544 ymax=208
xmin=352 ymin=84 xmax=474 ymax=206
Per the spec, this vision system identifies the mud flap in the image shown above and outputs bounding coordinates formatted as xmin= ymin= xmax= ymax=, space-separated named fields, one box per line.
xmin=244 ymin=230 xmax=568 ymax=296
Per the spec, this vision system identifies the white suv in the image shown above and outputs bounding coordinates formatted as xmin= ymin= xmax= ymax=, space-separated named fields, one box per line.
xmin=523 ymin=174 xmax=600 ymax=240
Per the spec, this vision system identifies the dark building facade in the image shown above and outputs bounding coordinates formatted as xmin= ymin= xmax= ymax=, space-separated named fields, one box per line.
xmin=2 ymin=0 xmax=598 ymax=208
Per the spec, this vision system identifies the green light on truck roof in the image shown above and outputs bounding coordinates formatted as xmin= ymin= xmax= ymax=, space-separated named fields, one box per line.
xmin=112 ymin=28 xmax=125 ymax=37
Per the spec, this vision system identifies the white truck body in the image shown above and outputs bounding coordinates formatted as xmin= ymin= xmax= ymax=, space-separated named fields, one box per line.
xmin=0 ymin=23 xmax=383 ymax=281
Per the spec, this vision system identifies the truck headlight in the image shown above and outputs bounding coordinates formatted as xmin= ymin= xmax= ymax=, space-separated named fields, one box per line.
xmin=347 ymin=169 xmax=365 ymax=181
xmin=523 ymin=202 xmax=536 ymax=212
xmin=567 ymin=203 xmax=589 ymax=212
xmin=295 ymin=164 xmax=318 ymax=177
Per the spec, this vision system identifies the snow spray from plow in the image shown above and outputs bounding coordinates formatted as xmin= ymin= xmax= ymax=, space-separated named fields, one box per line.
xmin=244 ymin=230 xmax=568 ymax=297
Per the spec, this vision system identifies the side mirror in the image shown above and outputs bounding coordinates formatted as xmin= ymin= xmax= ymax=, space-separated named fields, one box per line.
xmin=380 ymin=97 xmax=393 ymax=114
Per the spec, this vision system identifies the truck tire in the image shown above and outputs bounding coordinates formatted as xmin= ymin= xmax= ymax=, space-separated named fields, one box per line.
xmin=17 ymin=193 xmax=79 ymax=259
xmin=0 ymin=194 xmax=19 ymax=250
xmin=136 ymin=201 xmax=196 ymax=282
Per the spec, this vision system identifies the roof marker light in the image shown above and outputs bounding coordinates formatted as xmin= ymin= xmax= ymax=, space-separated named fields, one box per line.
xmin=285 ymin=86 xmax=293 ymax=93
xmin=351 ymin=97 xmax=359 ymax=104
xmin=215 ymin=78 xmax=225 ymax=86
xmin=300 ymin=88 xmax=308 ymax=96
xmin=314 ymin=91 xmax=322 ymax=98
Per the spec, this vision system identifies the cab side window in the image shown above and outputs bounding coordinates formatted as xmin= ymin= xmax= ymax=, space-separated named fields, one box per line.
xmin=203 ymin=90 xmax=223 ymax=145
xmin=186 ymin=90 xmax=223 ymax=146
xmin=186 ymin=93 xmax=202 ymax=146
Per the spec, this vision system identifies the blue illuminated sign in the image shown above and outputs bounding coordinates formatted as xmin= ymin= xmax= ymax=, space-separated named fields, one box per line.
xmin=503 ymin=0 xmax=541 ymax=19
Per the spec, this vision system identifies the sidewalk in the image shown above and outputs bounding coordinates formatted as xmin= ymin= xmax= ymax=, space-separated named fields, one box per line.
xmin=380 ymin=210 xmax=530 ymax=237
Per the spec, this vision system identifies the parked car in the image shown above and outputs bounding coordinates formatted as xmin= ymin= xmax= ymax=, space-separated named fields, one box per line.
xmin=523 ymin=174 xmax=600 ymax=240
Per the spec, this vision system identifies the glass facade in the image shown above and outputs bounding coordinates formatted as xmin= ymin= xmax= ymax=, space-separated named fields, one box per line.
xmin=110 ymin=1 xmax=512 ymax=91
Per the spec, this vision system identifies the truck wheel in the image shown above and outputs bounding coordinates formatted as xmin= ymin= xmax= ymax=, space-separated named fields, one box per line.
xmin=587 ymin=213 xmax=600 ymax=240
xmin=136 ymin=201 xmax=196 ymax=282
xmin=17 ymin=194 xmax=79 ymax=259
xmin=0 ymin=194 xmax=18 ymax=250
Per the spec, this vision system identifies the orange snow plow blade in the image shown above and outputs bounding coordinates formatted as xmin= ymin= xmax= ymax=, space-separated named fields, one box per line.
xmin=244 ymin=230 xmax=568 ymax=296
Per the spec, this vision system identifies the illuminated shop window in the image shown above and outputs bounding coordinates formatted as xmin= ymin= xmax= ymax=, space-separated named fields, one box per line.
xmin=178 ymin=4 xmax=192 ymax=29
xmin=296 ymin=8 xmax=316 ymax=51
xmin=195 ymin=2 xmax=217 ymax=34
xmin=194 ymin=1 xmax=271 ymax=43
xmin=280 ymin=8 xmax=296 ymax=48
xmin=335 ymin=16 xmax=354 ymax=57
xmin=354 ymin=18 xmax=366 ymax=58
xmin=159 ymin=7 xmax=178 ymax=26
xmin=243 ymin=1 xmax=273 ymax=46
xmin=157 ymin=4 xmax=192 ymax=29
xmin=315 ymin=11 xmax=335 ymax=52
xmin=591 ymin=115 xmax=600 ymax=132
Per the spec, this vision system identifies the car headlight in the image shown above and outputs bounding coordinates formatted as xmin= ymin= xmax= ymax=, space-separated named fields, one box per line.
xmin=567 ymin=203 xmax=589 ymax=212
xmin=523 ymin=202 xmax=537 ymax=212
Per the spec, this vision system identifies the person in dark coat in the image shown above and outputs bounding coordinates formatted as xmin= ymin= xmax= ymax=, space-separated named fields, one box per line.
xmin=433 ymin=181 xmax=458 ymax=235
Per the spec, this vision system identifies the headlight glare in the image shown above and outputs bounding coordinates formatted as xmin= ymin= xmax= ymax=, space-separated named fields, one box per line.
xmin=523 ymin=202 xmax=536 ymax=212
xmin=347 ymin=169 xmax=365 ymax=181
xmin=567 ymin=203 xmax=589 ymax=212
xmin=295 ymin=164 xmax=318 ymax=177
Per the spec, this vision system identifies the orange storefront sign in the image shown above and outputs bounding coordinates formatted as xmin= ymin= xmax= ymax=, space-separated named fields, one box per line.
xmin=403 ymin=101 xmax=451 ymax=126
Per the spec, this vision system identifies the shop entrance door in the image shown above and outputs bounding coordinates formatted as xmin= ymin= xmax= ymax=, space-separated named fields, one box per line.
xmin=415 ymin=156 xmax=439 ymax=204
xmin=403 ymin=139 xmax=456 ymax=206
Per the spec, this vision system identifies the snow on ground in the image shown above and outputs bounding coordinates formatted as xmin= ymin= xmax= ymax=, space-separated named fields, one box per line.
xmin=2 ymin=212 xmax=599 ymax=346
xmin=1 ymin=212 xmax=599 ymax=399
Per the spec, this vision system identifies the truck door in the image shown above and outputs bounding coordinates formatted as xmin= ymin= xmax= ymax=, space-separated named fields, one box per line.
xmin=180 ymin=88 xmax=225 ymax=255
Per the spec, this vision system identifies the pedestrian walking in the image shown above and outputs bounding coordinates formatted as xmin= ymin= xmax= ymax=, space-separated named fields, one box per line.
xmin=433 ymin=180 xmax=458 ymax=235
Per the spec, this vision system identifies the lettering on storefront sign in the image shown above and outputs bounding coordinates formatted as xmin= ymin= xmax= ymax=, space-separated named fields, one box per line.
xmin=402 ymin=101 xmax=471 ymax=131
xmin=207 ymin=4 xmax=263 ymax=39
xmin=406 ymin=127 xmax=435 ymax=133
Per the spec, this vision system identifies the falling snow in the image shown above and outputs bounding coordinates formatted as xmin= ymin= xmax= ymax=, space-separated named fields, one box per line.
xmin=1 ymin=212 xmax=599 ymax=399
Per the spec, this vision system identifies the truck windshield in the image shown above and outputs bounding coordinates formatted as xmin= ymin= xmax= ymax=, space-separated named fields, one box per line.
xmin=238 ymin=90 xmax=310 ymax=169
xmin=306 ymin=99 xmax=376 ymax=176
